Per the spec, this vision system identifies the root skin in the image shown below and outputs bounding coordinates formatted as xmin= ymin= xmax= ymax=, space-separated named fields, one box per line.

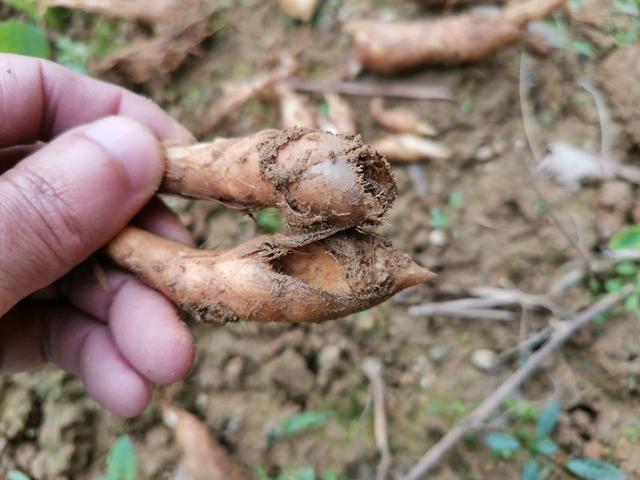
xmin=346 ymin=0 xmax=567 ymax=74
xmin=107 ymin=227 xmax=434 ymax=325
xmin=163 ymin=128 xmax=397 ymax=230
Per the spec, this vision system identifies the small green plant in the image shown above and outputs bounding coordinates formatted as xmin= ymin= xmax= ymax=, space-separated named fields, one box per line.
xmin=257 ymin=466 xmax=349 ymax=480
xmin=566 ymin=459 xmax=626 ymax=480
xmin=609 ymin=225 xmax=640 ymax=251
xmin=267 ymin=411 xmax=333 ymax=444
xmin=8 ymin=471 xmax=31 ymax=480
xmin=546 ymin=16 xmax=598 ymax=59
xmin=430 ymin=191 xmax=464 ymax=231
xmin=257 ymin=207 xmax=284 ymax=233
xmin=587 ymin=225 xmax=640 ymax=321
xmin=98 ymin=435 xmax=138 ymax=480
xmin=0 ymin=20 xmax=50 ymax=58
xmin=483 ymin=398 xmax=626 ymax=480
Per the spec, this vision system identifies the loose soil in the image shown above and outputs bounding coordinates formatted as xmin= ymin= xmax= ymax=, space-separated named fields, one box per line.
xmin=2 ymin=0 xmax=640 ymax=478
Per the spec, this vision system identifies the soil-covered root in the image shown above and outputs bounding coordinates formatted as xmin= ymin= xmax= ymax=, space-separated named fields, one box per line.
xmin=370 ymin=97 xmax=437 ymax=136
xmin=163 ymin=128 xmax=397 ymax=230
xmin=106 ymin=227 xmax=434 ymax=324
xmin=373 ymin=134 xmax=452 ymax=162
xmin=345 ymin=0 xmax=567 ymax=74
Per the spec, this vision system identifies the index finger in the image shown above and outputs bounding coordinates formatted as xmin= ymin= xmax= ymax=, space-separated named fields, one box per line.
xmin=0 ymin=54 xmax=195 ymax=148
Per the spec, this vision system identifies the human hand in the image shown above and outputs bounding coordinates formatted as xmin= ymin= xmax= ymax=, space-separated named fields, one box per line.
xmin=0 ymin=54 xmax=196 ymax=416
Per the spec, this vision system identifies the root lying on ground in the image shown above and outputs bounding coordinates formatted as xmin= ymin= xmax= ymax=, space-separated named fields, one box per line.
xmin=373 ymin=134 xmax=452 ymax=162
xmin=346 ymin=0 xmax=567 ymax=73
xmin=163 ymin=128 xmax=397 ymax=230
xmin=370 ymin=97 xmax=437 ymax=137
xmin=107 ymin=227 xmax=433 ymax=324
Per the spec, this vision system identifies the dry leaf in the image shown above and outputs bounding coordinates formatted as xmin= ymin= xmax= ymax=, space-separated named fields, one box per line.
xmin=93 ymin=4 xmax=215 ymax=83
xmin=199 ymin=56 xmax=297 ymax=134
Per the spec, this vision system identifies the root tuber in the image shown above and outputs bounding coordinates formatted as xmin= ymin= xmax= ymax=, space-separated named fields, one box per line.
xmin=278 ymin=0 xmax=320 ymax=22
xmin=107 ymin=227 xmax=434 ymax=324
xmin=162 ymin=128 xmax=396 ymax=229
xmin=370 ymin=97 xmax=437 ymax=136
xmin=346 ymin=0 xmax=567 ymax=73
xmin=373 ymin=134 xmax=452 ymax=162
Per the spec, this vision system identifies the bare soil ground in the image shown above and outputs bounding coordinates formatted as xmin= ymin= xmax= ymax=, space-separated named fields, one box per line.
xmin=1 ymin=0 xmax=640 ymax=478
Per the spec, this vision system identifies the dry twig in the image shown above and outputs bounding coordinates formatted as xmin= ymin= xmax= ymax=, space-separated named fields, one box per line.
xmin=199 ymin=57 xmax=297 ymax=133
xmin=402 ymin=286 xmax=632 ymax=480
xmin=362 ymin=358 xmax=391 ymax=480
xmin=286 ymin=78 xmax=454 ymax=101
xmin=409 ymin=287 xmax=557 ymax=321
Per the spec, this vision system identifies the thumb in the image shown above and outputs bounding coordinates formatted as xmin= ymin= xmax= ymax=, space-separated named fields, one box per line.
xmin=0 ymin=116 xmax=166 ymax=315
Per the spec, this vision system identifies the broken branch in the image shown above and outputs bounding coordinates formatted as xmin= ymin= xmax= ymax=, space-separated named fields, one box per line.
xmin=286 ymin=78 xmax=454 ymax=101
xmin=402 ymin=286 xmax=632 ymax=480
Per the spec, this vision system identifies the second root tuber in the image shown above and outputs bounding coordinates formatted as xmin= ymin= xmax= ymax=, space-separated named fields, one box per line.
xmin=346 ymin=0 xmax=567 ymax=73
xmin=107 ymin=227 xmax=433 ymax=324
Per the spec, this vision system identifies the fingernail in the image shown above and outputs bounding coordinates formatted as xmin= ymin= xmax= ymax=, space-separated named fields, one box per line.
xmin=84 ymin=116 xmax=164 ymax=193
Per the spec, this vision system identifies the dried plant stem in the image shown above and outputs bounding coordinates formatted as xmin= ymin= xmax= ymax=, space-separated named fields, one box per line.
xmin=402 ymin=287 xmax=632 ymax=480
xmin=286 ymin=78 xmax=454 ymax=101
xmin=362 ymin=358 xmax=391 ymax=480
